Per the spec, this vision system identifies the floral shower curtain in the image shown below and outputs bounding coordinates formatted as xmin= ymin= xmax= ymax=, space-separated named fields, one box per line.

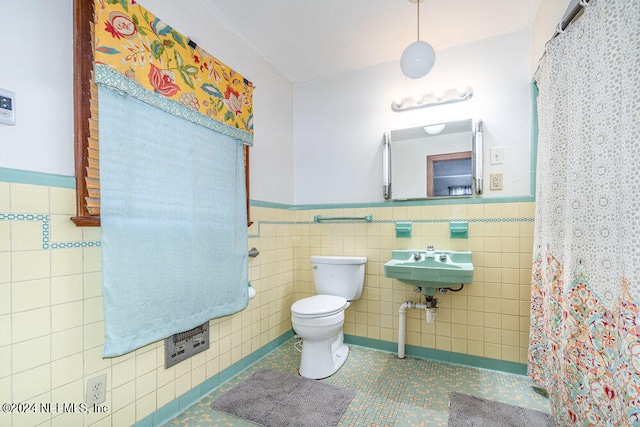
xmin=528 ymin=0 xmax=640 ymax=424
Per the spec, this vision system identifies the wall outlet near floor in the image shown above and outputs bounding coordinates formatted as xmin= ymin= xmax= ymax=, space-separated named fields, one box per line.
xmin=490 ymin=173 xmax=503 ymax=190
xmin=86 ymin=374 xmax=107 ymax=405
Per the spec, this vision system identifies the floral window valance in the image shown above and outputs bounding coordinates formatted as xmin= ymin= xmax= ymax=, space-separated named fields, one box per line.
xmin=93 ymin=0 xmax=253 ymax=145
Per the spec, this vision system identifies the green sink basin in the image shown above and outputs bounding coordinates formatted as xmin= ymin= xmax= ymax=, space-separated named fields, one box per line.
xmin=384 ymin=250 xmax=474 ymax=296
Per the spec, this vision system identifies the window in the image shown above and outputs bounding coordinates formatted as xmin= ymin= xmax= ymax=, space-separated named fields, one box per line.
xmin=71 ymin=0 xmax=251 ymax=226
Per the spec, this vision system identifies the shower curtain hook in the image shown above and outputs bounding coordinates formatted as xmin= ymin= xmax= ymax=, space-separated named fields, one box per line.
xmin=579 ymin=0 xmax=589 ymax=6
xmin=556 ymin=23 xmax=565 ymax=34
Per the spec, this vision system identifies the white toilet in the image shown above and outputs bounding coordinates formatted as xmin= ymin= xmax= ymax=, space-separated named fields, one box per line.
xmin=291 ymin=255 xmax=366 ymax=379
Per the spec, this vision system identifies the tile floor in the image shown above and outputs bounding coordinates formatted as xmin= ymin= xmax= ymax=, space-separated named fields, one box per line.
xmin=169 ymin=339 xmax=551 ymax=426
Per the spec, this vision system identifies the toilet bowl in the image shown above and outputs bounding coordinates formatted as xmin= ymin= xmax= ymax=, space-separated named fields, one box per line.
xmin=291 ymin=295 xmax=350 ymax=379
xmin=291 ymin=256 xmax=366 ymax=379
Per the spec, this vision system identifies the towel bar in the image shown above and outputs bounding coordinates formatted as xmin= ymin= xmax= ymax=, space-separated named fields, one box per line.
xmin=313 ymin=214 xmax=373 ymax=223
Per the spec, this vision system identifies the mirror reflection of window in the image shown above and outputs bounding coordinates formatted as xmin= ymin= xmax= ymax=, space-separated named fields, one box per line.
xmin=427 ymin=152 xmax=473 ymax=197
xmin=388 ymin=119 xmax=477 ymax=200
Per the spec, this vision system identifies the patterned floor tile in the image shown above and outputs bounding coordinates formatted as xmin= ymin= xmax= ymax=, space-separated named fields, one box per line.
xmin=169 ymin=340 xmax=551 ymax=426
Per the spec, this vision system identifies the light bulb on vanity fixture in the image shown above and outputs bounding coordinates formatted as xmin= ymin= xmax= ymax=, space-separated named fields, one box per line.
xmin=400 ymin=0 xmax=435 ymax=79
xmin=391 ymin=85 xmax=474 ymax=112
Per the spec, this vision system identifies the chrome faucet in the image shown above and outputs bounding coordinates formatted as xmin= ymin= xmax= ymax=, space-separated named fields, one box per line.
xmin=425 ymin=245 xmax=435 ymax=259
xmin=413 ymin=251 xmax=422 ymax=261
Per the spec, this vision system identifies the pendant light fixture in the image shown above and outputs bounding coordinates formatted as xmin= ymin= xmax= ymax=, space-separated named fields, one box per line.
xmin=400 ymin=0 xmax=435 ymax=79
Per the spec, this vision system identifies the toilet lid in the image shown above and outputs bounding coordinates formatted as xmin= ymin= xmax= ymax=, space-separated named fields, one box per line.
xmin=291 ymin=295 xmax=348 ymax=318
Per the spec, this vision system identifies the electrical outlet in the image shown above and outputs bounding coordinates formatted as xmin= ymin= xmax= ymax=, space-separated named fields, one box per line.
xmin=490 ymin=173 xmax=503 ymax=190
xmin=86 ymin=374 xmax=107 ymax=405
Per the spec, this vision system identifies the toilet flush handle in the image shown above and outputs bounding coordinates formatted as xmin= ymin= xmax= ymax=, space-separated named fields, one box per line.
xmin=312 ymin=265 xmax=318 ymax=270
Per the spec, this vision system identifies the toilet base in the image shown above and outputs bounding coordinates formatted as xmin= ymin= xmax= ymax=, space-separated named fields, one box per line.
xmin=299 ymin=331 xmax=349 ymax=379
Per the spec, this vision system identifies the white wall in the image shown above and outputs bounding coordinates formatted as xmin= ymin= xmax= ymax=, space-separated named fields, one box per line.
xmin=531 ymin=0 xmax=572 ymax=77
xmin=0 ymin=1 xmax=74 ymax=176
xmin=2 ymin=2 xmax=557 ymax=207
xmin=293 ymin=29 xmax=533 ymax=205
xmin=0 ymin=0 xmax=295 ymax=204
xmin=136 ymin=0 xmax=295 ymax=204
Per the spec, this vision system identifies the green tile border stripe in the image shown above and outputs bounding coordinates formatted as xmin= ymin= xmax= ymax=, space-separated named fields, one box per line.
xmin=249 ymin=217 xmax=534 ymax=238
xmin=251 ymin=195 xmax=536 ymax=211
xmin=0 ymin=213 xmax=49 ymax=221
xmin=0 ymin=167 xmax=75 ymax=189
xmin=344 ymin=334 xmax=528 ymax=376
xmin=0 ymin=168 xmax=536 ymax=206
xmin=249 ymin=200 xmax=293 ymax=210
xmin=1 ymin=166 xmax=536 ymax=242
xmin=133 ymin=329 xmax=295 ymax=427
xmin=50 ymin=241 xmax=101 ymax=249
xmin=0 ymin=212 xmax=100 ymax=250
xmin=42 ymin=220 xmax=49 ymax=250
xmin=375 ymin=217 xmax=535 ymax=223
xmin=257 ymin=217 xmax=534 ymax=224
xmin=530 ymin=81 xmax=539 ymax=196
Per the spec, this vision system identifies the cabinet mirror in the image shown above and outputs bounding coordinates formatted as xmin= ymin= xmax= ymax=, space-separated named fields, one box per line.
xmin=383 ymin=119 xmax=483 ymax=200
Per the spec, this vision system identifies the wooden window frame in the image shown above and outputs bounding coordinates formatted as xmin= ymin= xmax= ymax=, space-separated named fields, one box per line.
xmin=71 ymin=0 xmax=97 ymax=226
xmin=71 ymin=0 xmax=251 ymax=227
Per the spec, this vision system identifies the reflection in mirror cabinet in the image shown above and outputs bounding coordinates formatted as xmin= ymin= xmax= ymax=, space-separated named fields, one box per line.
xmin=383 ymin=119 xmax=483 ymax=200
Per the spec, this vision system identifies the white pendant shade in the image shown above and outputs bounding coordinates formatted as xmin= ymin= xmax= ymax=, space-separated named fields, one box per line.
xmin=401 ymin=40 xmax=435 ymax=79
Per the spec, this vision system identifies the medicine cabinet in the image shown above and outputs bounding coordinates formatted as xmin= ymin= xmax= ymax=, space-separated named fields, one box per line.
xmin=383 ymin=119 xmax=483 ymax=200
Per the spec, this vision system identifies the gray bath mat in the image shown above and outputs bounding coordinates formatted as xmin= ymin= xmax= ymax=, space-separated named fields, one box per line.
xmin=211 ymin=368 xmax=354 ymax=426
xmin=448 ymin=392 xmax=555 ymax=426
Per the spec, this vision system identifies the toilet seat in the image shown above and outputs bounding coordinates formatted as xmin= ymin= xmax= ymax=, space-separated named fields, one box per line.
xmin=291 ymin=295 xmax=349 ymax=318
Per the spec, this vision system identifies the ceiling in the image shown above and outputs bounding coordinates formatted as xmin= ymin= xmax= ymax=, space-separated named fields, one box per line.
xmin=195 ymin=0 xmax=542 ymax=83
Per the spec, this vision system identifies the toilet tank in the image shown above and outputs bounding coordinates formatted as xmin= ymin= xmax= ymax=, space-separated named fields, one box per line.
xmin=310 ymin=256 xmax=367 ymax=300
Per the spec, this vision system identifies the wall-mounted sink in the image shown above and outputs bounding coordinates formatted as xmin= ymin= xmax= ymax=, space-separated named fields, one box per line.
xmin=384 ymin=250 xmax=474 ymax=296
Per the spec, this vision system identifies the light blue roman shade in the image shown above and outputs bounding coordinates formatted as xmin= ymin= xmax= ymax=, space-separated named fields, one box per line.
xmin=98 ymin=85 xmax=248 ymax=357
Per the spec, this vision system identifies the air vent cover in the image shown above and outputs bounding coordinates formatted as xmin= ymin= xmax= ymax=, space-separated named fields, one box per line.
xmin=164 ymin=321 xmax=210 ymax=368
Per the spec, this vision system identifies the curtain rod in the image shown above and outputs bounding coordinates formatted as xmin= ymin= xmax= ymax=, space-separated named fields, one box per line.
xmin=534 ymin=0 xmax=590 ymax=78
xmin=553 ymin=0 xmax=589 ymax=39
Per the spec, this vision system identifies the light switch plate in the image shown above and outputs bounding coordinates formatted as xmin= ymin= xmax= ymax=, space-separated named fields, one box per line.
xmin=490 ymin=147 xmax=504 ymax=165
xmin=0 ymin=88 xmax=16 ymax=126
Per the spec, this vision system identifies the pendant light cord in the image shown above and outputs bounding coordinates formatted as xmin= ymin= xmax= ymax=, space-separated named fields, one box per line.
xmin=416 ymin=1 xmax=420 ymax=41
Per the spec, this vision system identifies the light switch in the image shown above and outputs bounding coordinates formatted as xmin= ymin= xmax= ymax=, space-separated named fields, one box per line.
xmin=490 ymin=147 xmax=504 ymax=165
xmin=0 ymin=88 xmax=16 ymax=126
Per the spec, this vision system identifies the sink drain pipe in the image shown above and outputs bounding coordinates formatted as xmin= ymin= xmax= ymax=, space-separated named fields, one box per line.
xmin=398 ymin=298 xmax=437 ymax=358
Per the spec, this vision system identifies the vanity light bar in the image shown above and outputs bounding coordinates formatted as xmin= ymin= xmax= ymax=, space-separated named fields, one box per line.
xmin=391 ymin=86 xmax=473 ymax=112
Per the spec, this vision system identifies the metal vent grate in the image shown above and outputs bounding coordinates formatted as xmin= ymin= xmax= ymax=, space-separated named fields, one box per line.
xmin=164 ymin=321 xmax=210 ymax=368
